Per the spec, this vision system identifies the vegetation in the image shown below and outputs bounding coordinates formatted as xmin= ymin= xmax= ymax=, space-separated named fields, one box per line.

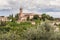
xmin=0 ymin=21 xmax=60 ymax=40
xmin=33 ymin=15 xmax=40 ymax=20
xmin=15 ymin=14 xmax=19 ymax=20
xmin=27 ymin=16 xmax=30 ymax=21
xmin=41 ymin=14 xmax=54 ymax=21
xmin=0 ymin=13 xmax=60 ymax=40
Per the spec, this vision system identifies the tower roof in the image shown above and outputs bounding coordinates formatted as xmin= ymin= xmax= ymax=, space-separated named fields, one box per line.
xmin=20 ymin=7 xmax=23 ymax=10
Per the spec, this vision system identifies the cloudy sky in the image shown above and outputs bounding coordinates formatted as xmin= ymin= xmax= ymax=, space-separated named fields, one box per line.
xmin=0 ymin=0 xmax=60 ymax=18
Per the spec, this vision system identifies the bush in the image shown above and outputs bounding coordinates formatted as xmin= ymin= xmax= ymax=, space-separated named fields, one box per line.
xmin=0 ymin=21 xmax=60 ymax=40
xmin=33 ymin=15 xmax=40 ymax=20
xmin=20 ymin=22 xmax=60 ymax=40
xmin=0 ymin=21 xmax=7 ymax=26
xmin=8 ymin=22 xmax=19 ymax=27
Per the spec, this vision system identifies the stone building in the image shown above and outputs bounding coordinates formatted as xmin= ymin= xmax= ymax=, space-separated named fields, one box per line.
xmin=18 ymin=8 xmax=41 ymax=22
xmin=0 ymin=16 xmax=9 ymax=22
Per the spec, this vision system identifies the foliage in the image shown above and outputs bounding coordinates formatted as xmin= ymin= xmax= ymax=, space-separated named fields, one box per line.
xmin=0 ymin=21 xmax=7 ymax=26
xmin=33 ymin=15 xmax=40 ymax=20
xmin=8 ymin=14 xmax=16 ymax=22
xmin=27 ymin=16 xmax=30 ymax=21
xmin=15 ymin=13 xmax=19 ymax=20
xmin=8 ymin=14 xmax=13 ymax=19
xmin=41 ymin=14 xmax=54 ymax=21
xmin=20 ymin=22 xmax=60 ymax=40
xmin=0 ymin=13 xmax=59 ymax=40
xmin=0 ymin=21 xmax=60 ymax=40
xmin=20 ymin=22 xmax=31 ymax=25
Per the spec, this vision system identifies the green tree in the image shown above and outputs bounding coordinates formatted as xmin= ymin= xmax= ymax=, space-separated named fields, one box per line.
xmin=41 ymin=14 xmax=54 ymax=21
xmin=15 ymin=13 xmax=19 ymax=20
xmin=33 ymin=15 xmax=39 ymax=20
xmin=8 ymin=14 xmax=16 ymax=22
xmin=0 ymin=21 xmax=6 ymax=26
xmin=8 ymin=14 xmax=13 ymax=20
xmin=41 ymin=14 xmax=47 ymax=21
xmin=27 ymin=16 xmax=30 ymax=21
xmin=49 ymin=16 xmax=54 ymax=21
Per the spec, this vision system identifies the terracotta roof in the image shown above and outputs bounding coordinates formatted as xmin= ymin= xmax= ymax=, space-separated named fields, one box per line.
xmin=23 ymin=13 xmax=41 ymax=16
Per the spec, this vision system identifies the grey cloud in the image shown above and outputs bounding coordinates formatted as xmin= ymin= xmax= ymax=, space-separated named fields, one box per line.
xmin=0 ymin=0 xmax=60 ymax=12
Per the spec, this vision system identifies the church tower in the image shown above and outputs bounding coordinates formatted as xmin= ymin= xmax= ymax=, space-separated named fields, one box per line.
xmin=20 ymin=7 xmax=23 ymax=15
xmin=18 ymin=7 xmax=23 ymax=19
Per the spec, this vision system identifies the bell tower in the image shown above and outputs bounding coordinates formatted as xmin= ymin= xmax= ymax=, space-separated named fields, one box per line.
xmin=20 ymin=7 xmax=23 ymax=15
xmin=18 ymin=7 xmax=23 ymax=20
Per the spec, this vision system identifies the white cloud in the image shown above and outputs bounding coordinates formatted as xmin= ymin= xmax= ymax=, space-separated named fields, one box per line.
xmin=0 ymin=0 xmax=60 ymax=17
xmin=0 ymin=0 xmax=8 ymax=6
xmin=0 ymin=0 xmax=19 ymax=9
xmin=50 ymin=0 xmax=60 ymax=6
xmin=0 ymin=0 xmax=60 ymax=10
xmin=46 ymin=12 xmax=60 ymax=18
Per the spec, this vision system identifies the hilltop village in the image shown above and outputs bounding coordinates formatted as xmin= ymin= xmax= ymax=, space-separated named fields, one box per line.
xmin=0 ymin=8 xmax=60 ymax=40
xmin=18 ymin=8 xmax=41 ymax=22
xmin=0 ymin=8 xmax=41 ymax=22
xmin=0 ymin=7 xmax=60 ymax=25
xmin=0 ymin=7 xmax=42 ymax=25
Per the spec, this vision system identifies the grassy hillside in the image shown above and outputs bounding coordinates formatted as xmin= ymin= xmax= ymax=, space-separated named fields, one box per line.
xmin=0 ymin=21 xmax=60 ymax=40
xmin=0 ymin=14 xmax=60 ymax=40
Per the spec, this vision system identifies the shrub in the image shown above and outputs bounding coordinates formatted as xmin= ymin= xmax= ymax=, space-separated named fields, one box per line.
xmin=0 ymin=21 xmax=7 ymax=26
xmin=20 ymin=22 xmax=60 ymax=40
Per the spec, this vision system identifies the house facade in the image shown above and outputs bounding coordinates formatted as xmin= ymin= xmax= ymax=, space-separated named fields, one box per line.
xmin=0 ymin=16 xmax=9 ymax=22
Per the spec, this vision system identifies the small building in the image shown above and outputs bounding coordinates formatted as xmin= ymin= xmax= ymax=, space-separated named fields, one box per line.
xmin=31 ymin=21 xmax=36 ymax=25
xmin=0 ymin=16 xmax=9 ymax=22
